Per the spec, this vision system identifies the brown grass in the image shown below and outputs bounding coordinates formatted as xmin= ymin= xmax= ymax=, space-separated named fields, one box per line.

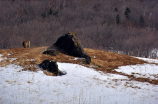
xmin=0 ymin=47 xmax=158 ymax=85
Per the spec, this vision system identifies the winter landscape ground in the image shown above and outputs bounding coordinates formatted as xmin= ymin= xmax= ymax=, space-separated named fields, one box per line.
xmin=0 ymin=47 xmax=158 ymax=104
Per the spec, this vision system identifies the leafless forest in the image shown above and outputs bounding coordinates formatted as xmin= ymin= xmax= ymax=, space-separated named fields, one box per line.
xmin=0 ymin=0 xmax=158 ymax=58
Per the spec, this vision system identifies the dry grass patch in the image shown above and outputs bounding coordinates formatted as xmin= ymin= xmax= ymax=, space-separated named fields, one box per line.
xmin=84 ymin=48 xmax=146 ymax=72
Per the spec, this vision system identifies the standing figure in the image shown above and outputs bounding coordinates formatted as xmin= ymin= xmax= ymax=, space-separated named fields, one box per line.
xmin=22 ymin=40 xmax=30 ymax=48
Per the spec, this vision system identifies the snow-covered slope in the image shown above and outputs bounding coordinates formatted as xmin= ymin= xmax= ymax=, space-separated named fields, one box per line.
xmin=0 ymin=57 xmax=158 ymax=104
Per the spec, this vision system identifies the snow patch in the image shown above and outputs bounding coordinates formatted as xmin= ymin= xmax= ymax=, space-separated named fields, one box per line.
xmin=136 ymin=57 xmax=158 ymax=63
xmin=0 ymin=58 xmax=158 ymax=104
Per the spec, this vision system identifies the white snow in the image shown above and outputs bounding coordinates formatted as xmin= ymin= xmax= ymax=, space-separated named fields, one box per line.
xmin=136 ymin=57 xmax=158 ymax=63
xmin=0 ymin=54 xmax=17 ymax=62
xmin=69 ymin=57 xmax=85 ymax=60
xmin=0 ymin=54 xmax=4 ymax=61
xmin=25 ymin=59 xmax=35 ymax=61
xmin=115 ymin=64 xmax=158 ymax=80
xmin=0 ymin=57 xmax=158 ymax=104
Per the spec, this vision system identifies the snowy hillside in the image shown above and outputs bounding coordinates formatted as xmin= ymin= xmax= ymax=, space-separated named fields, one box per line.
xmin=0 ymin=55 xmax=158 ymax=104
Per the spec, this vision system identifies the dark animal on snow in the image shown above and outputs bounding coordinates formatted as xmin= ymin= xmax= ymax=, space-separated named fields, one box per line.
xmin=22 ymin=40 xmax=30 ymax=48
xmin=39 ymin=59 xmax=67 ymax=75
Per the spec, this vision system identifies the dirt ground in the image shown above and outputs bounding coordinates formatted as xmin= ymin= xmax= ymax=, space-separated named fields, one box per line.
xmin=0 ymin=47 xmax=158 ymax=85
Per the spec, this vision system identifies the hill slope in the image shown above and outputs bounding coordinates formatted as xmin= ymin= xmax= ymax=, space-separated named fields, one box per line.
xmin=1 ymin=62 xmax=158 ymax=104
xmin=2 ymin=47 xmax=158 ymax=85
xmin=0 ymin=47 xmax=146 ymax=71
xmin=0 ymin=47 xmax=158 ymax=104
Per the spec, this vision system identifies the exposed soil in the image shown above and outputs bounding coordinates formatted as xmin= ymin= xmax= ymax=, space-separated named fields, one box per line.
xmin=0 ymin=47 xmax=158 ymax=85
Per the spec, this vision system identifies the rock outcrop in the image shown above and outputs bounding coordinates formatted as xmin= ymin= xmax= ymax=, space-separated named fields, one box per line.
xmin=43 ymin=32 xmax=91 ymax=64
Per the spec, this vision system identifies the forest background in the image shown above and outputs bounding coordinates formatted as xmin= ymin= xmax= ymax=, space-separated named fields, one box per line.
xmin=0 ymin=0 xmax=158 ymax=58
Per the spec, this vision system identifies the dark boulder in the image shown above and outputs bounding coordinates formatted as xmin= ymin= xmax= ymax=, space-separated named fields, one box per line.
xmin=53 ymin=32 xmax=84 ymax=56
xmin=52 ymin=32 xmax=91 ymax=64
xmin=39 ymin=59 xmax=67 ymax=75
xmin=81 ymin=54 xmax=91 ymax=64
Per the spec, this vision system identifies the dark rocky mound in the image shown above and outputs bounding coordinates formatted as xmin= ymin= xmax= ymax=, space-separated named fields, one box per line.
xmin=52 ymin=32 xmax=91 ymax=64
xmin=39 ymin=59 xmax=67 ymax=75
